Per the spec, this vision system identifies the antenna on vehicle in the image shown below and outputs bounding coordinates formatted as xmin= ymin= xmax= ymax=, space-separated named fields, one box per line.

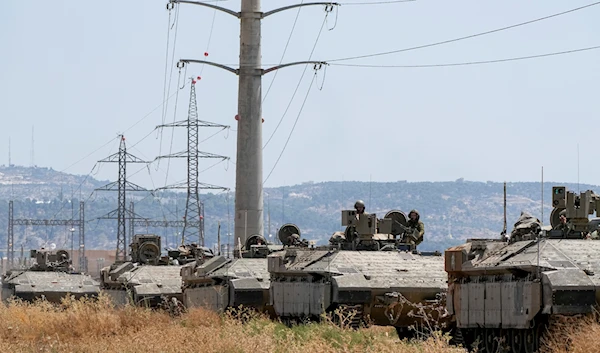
xmin=537 ymin=166 xmax=543 ymax=280
xmin=501 ymin=181 xmax=507 ymax=239
xmin=577 ymin=143 xmax=580 ymax=193
xmin=541 ymin=166 xmax=544 ymax=226
xmin=217 ymin=221 xmax=221 ymax=256
xmin=369 ymin=174 xmax=372 ymax=207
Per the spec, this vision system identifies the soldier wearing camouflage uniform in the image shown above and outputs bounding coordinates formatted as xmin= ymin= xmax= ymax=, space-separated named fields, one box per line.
xmin=405 ymin=209 xmax=425 ymax=245
xmin=553 ymin=209 xmax=573 ymax=237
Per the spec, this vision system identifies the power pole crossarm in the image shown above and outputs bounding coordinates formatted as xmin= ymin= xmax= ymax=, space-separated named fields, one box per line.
xmin=263 ymin=2 xmax=340 ymax=18
xmin=169 ymin=1 xmax=340 ymax=19
xmin=178 ymin=59 xmax=329 ymax=76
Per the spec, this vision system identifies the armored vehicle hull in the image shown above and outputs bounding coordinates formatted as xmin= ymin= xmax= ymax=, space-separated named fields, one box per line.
xmin=268 ymin=248 xmax=449 ymax=334
xmin=100 ymin=234 xmax=209 ymax=309
xmin=182 ymin=256 xmax=272 ymax=314
xmin=102 ymin=263 xmax=184 ymax=307
xmin=446 ymin=186 xmax=600 ymax=352
xmin=2 ymin=248 xmax=99 ymax=303
xmin=447 ymin=238 xmax=600 ymax=352
xmin=2 ymin=270 xmax=100 ymax=303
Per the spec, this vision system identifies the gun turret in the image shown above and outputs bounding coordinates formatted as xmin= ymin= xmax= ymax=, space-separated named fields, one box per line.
xmin=29 ymin=248 xmax=73 ymax=272
xmin=130 ymin=234 xmax=161 ymax=265
xmin=548 ymin=186 xmax=600 ymax=238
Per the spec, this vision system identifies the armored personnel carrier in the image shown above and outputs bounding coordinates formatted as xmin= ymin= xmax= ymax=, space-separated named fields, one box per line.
xmin=181 ymin=232 xmax=287 ymax=315
xmin=1 ymin=248 xmax=100 ymax=303
xmin=445 ymin=186 xmax=600 ymax=353
xmin=268 ymin=207 xmax=449 ymax=337
xmin=101 ymin=234 xmax=212 ymax=308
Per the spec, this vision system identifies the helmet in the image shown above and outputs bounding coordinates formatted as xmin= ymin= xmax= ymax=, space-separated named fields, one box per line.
xmin=559 ymin=209 xmax=567 ymax=217
xmin=408 ymin=209 xmax=420 ymax=221
xmin=354 ymin=200 xmax=365 ymax=209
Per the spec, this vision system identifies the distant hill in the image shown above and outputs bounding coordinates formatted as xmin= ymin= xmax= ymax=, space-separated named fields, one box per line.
xmin=0 ymin=165 xmax=597 ymax=256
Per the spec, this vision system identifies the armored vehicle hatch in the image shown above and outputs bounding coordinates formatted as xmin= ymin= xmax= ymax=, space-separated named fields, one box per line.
xmin=1 ymin=248 xmax=100 ymax=303
xmin=446 ymin=186 xmax=600 ymax=353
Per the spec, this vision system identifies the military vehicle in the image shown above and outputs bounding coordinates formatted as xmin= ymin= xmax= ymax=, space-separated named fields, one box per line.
xmin=1 ymin=248 xmax=100 ymax=303
xmin=445 ymin=186 xmax=600 ymax=352
xmin=268 ymin=208 xmax=449 ymax=338
xmin=181 ymin=231 xmax=287 ymax=315
xmin=101 ymin=234 xmax=212 ymax=308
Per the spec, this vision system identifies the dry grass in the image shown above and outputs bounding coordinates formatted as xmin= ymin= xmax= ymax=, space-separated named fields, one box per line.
xmin=3 ymin=295 xmax=600 ymax=353
xmin=0 ymin=294 xmax=463 ymax=353
xmin=540 ymin=312 xmax=600 ymax=353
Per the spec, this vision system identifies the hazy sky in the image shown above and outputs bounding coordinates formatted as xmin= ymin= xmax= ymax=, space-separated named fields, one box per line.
xmin=1 ymin=0 xmax=598 ymax=195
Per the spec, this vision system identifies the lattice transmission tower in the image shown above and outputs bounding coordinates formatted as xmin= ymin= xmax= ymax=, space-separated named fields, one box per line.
xmin=156 ymin=77 xmax=229 ymax=246
xmin=96 ymin=135 xmax=149 ymax=262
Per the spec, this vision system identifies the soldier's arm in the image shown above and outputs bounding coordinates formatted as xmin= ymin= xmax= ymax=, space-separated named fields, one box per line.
xmin=418 ymin=222 xmax=425 ymax=237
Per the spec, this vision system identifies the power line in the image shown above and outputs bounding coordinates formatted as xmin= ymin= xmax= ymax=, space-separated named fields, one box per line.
xmin=263 ymin=0 xmax=305 ymax=103
xmin=327 ymin=1 xmax=600 ymax=62
xmin=162 ymin=71 xmax=184 ymax=187
xmin=341 ymin=0 xmax=415 ymax=4
xmin=263 ymin=8 xmax=331 ymax=149
xmin=158 ymin=4 xmax=181 ymax=165
xmin=328 ymin=44 xmax=600 ymax=68
xmin=161 ymin=7 xmax=174 ymax=129
xmin=264 ymin=71 xmax=317 ymax=185
xmin=198 ymin=0 xmax=221 ymax=76
xmin=58 ymin=87 xmax=185 ymax=175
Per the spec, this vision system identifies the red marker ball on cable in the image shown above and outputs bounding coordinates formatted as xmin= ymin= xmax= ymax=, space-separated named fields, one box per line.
xmin=204 ymin=52 xmax=209 ymax=57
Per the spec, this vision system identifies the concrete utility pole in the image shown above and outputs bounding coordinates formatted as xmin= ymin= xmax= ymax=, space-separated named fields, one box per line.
xmin=235 ymin=0 xmax=264 ymax=250
xmin=170 ymin=0 xmax=334 ymax=253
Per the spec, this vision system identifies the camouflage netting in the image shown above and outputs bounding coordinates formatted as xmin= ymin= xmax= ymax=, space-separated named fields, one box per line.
xmin=509 ymin=211 xmax=541 ymax=242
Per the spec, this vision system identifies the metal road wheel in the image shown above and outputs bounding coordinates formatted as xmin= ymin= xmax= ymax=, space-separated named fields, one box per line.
xmin=484 ymin=328 xmax=499 ymax=353
xmin=524 ymin=326 xmax=537 ymax=353
xmin=511 ymin=329 xmax=524 ymax=353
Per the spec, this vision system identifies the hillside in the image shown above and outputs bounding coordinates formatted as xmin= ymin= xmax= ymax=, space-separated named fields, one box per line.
xmin=0 ymin=165 xmax=597 ymax=255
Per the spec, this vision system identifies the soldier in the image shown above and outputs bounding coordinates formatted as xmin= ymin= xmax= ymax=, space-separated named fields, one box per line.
xmin=405 ymin=209 xmax=425 ymax=245
xmin=354 ymin=200 xmax=366 ymax=215
xmin=553 ymin=209 xmax=573 ymax=237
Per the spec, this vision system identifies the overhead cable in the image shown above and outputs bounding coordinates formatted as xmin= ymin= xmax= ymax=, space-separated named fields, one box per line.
xmin=263 ymin=7 xmax=332 ymax=149
xmin=329 ymin=45 xmax=600 ymax=68
xmin=327 ymin=1 xmax=600 ymax=62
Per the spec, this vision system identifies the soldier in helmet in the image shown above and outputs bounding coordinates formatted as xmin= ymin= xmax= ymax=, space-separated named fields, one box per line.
xmin=404 ymin=209 xmax=425 ymax=245
xmin=553 ymin=209 xmax=573 ymax=237
xmin=354 ymin=200 xmax=366 ymax=215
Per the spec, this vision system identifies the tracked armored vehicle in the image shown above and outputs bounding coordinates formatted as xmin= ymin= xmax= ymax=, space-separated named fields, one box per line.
xmin=181 ymin=232 xmax=288 ymax=315
xmin=1 ymin=248 xmax=100 ymax=303
xmin=268 ymin=208 xmax=449 ymax=337
xmin=446 ymin=186 xmax=600 ymax=353
xmin=101 ymin=234 xmax=212 ymax=308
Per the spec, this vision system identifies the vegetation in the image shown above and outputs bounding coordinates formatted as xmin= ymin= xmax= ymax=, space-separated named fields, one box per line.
xmin=0 ymin=295 xmax=462 ymax=353
xmin=1 ymin=295 xmax=600 ymax=352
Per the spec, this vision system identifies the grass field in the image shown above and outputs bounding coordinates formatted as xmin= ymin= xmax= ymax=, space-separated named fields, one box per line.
xmin=0 ymin=295 xmax=596 ymax=353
